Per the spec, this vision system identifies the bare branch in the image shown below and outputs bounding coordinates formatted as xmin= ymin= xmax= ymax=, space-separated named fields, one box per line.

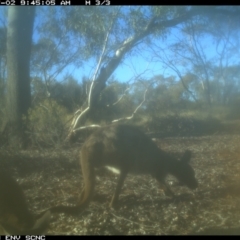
xmin=66 ymin=8 xmax=121 ymax=139
xmin=112 ymin=86 xmax=149 ymax=123
xmin=109 ymin=86 xmax=130 ymax=107
xmin=73 ymin=124 xmax=101 ymax=132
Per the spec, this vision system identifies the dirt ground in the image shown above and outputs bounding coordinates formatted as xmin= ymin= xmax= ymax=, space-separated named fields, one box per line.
xmin=1 ymin=133 xmax=240 ymax=235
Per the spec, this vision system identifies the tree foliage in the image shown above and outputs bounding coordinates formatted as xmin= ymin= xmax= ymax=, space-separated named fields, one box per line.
xmin=2 ymin=6 xmax=240 ymax=146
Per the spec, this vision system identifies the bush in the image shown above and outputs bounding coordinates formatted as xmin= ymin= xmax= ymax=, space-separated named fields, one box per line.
xmin=148 ymin=114 xmax=222 ymax=137
xmin=25 ymin=99 xmax=71 ymax=147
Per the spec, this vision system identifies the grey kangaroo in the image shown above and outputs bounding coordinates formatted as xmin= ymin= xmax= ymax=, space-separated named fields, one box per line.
xmin=0 ymin=171 xmax=50 ymax=235
xmin=51 ymin=124 xmax=198 ymax=214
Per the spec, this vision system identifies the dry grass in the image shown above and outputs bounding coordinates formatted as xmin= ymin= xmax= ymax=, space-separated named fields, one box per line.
xmin=1 ymin=133 xmax=240 ymax=235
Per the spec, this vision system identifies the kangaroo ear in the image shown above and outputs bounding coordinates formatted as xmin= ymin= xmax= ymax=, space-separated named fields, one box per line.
xmin=181 ymin=150 xmax=192 ymax=163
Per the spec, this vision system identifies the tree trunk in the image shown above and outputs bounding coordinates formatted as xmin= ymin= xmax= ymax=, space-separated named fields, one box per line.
xmin=5 ymin=7 xmax=35 ymax=147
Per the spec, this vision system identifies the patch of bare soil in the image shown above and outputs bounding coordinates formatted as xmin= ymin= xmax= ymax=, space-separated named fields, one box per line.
xmin=1 ymin=133 xmax=240 ymax=235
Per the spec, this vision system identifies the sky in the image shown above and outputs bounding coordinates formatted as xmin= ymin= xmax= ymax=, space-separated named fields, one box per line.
xmin=0 ymin=6 xmax=239 ymax=85
xmin=62 ymin=28 xmax=220 ymax=85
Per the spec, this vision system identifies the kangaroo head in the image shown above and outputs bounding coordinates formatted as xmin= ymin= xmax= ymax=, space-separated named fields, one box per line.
xmin=174 ymin=150 xmax=198 ymax=190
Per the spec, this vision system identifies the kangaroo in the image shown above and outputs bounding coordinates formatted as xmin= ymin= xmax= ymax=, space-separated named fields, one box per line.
xmin=0 ymin=171 xmax=50 ymax=235
xmin=51 ymin=124 xmax=198 ymax=214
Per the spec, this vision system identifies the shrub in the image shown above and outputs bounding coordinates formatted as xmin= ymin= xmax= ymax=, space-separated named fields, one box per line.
xmin=25 ymin=99 xmax=71 ymax=147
